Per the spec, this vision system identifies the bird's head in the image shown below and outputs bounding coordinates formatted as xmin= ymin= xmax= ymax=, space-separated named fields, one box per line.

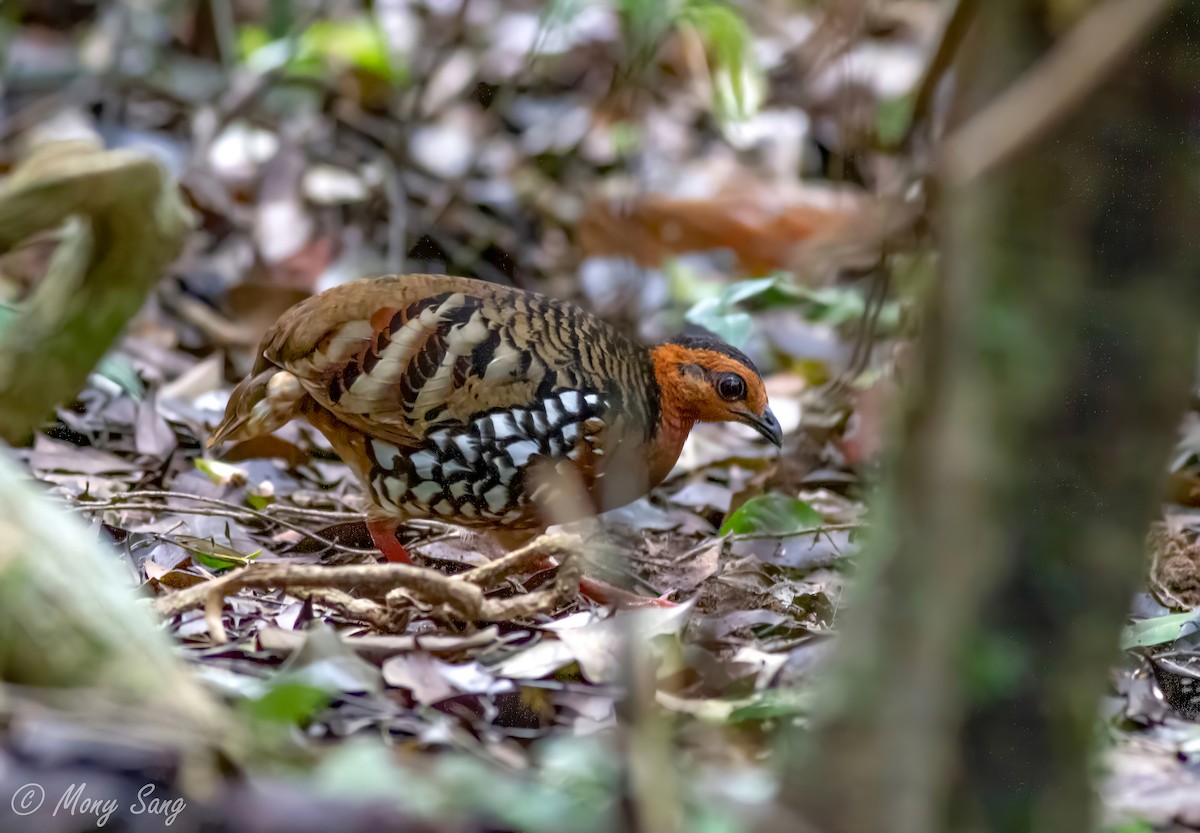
xmin=649 ymin=334 xmax=782 ymax=447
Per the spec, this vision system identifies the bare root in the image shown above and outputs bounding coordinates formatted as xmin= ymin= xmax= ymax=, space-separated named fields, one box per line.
xmin=156 ymin=533 xmax=583 ymax=640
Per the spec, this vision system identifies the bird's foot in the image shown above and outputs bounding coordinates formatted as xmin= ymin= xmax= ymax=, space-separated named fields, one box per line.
xmin=367 ymin=517 xmax=413 ymax=564
xmin=369 ymin=524 xmax=675 ymax=608
xmin=577 ymin=575 xmax=678 ymax=609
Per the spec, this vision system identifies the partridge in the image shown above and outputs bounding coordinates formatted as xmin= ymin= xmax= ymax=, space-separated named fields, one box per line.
xmin=209 ymin=274 xmax=782 ymax=605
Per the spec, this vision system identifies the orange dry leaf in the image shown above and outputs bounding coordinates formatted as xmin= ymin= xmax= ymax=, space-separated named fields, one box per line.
xmin=578 ymin=187 xmax=902 ymax=278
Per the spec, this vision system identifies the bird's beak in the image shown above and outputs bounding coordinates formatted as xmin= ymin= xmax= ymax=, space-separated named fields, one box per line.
xmin=741 ymin=406 xmax=783 ymax=447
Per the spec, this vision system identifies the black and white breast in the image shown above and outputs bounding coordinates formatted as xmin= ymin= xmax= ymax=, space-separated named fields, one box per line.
xmin=365 ymin=388 xmax=613 ymax=526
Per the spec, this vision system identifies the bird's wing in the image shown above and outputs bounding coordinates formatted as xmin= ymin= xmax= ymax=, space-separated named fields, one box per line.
xmin=260 ymin=274 xmax=648 ymax=445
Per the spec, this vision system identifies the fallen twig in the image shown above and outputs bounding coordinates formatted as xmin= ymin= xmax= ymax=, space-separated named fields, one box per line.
xmin=157 ymin=533 xmax=583 ymax=640
xmin=673 ymin=523 xmax=864 ymax=564
xmin=71 ymin=490 xmax=457 ymax=556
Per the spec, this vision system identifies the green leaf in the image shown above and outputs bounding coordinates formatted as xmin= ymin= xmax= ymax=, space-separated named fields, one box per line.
xmin=720 ymin=494 xmax=823 ymax=536
xmin=680 ymin=0 xmax=763 ymax=121
xmin=615 ymin=0 xmax=674 ymax=67
xmin=685 ymin=298 xmax=753 ymax=345
xmin=94 ymin=354 xmax=145 ymax=400
xmin=246 ymin=491 xmax=274 ymax=511
xmin=727 ymin=687 xmax=814 ymax=723
xmin=172 ymin=535 xmax=260 ymax=572
xmin=608 ymin=121 xmax=643 ymax=155
xmin=303 ymin=19 xmax=396 ymax=81
xmin=788 ymin=284 xmax=902 ymax=329
xmin=237 ymin=24 xmax=271 ymax=59
xmin=241 ymin=679 xmax=330 ymax=726
xmin=1105 ymin=822 xmax=1154 ymax=833
xmin=684 ymin=276 xmax=778 ymax=346
xmin=1120 ymin=612 xmax=1200 ymax=650
xmin=240 ymin=18 xmax=402 ymax=83
xmin=194 ymin=457 xmax=246 ymax=486
xmin=876 ymin=95 xmax=914 ymax=145
xmin=721 ymin=275 xmax=779 ymax=305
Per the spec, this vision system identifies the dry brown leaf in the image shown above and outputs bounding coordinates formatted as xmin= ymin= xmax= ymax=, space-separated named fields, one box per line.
xmin=578 ymin=187 xmax=900 ymax=278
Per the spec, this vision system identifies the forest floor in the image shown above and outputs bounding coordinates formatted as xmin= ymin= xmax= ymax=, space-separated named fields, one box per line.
xmin=4 ymin=1 xmax=1200 ymax=831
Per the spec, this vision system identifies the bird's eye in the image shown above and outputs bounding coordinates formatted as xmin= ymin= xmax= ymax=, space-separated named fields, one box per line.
xmin=716 ymin=373 xmax=747 ymax=401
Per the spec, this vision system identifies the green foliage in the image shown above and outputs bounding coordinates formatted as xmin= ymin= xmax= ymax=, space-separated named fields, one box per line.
xmin=608 ymin=121 xmax=644 ymax=155
xmin=616 ymin=0 xmax=676 ymax=61
xmin=246 ymin=490 xmax=274 ymax=510
xmin=310 ymin=736 xmax=618 ymax=832
xmin=681 ymin=273 xmax=903 ymax=351
xmin=306 ymin=731 xmax=754 ymax=833
xmin=1105 ymin=822 xmax=1154 ymax=833
xmin=680 ymin=0 xmax=763 ymax=121
xmin=876 ymin=95 xmax=914 ymax=145
xmin=1120 ymin=612 xmax=1200 ymax=650
xmin=239 ymin=17 xmax=403 ymax=83
xmin=684 ymin=275 xmax=778 ymax=345
xmin=720 ymin=494 xmax=824 ymax=536
xmin=94 ymin=355 xmax=146 ymax=400
xmin=601 ymin=0 xmax=762 ymax=122
xmin=193 ymin=457 xmax=246 ymax=485
xmin=788 ymin=284 xmax=903 ymax=329
xmin=172 ymin=534 xmax=261 ymax=572
xmin=727 ymin=688 xmax=814 ymax=723
xmin=241 ymin=680 xmax=331 ymax=726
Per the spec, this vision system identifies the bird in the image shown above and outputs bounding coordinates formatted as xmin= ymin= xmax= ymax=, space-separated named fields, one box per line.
xmin=208 ymin=274 xmax=782 ymax=606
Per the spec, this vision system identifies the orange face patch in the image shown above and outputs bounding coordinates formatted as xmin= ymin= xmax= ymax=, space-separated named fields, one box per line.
xmin=649 ymin=344 xmax=769 ymax=422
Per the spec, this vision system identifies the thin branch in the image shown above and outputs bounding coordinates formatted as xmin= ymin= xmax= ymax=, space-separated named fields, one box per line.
xmin=940 ymin=0 xmax=1170 ymax=184
xmin=898 ymin=0 xmax=979 ymax=150
xmin=672 ymin=524 xmax=864 ymax=564
xmin=74 ymin=494 xmax=378 ymax=555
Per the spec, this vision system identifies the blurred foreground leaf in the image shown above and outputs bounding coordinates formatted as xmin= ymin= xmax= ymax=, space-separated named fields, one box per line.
xmin=0 ymin=448 xmax=227 ymax=732
xmin=728 ymin=687 xmax=814 ymax=723
xmin=241 ymin=680 xmax=331 ymax=726
xmin=0 ymin=134 xmax=192 ymax=444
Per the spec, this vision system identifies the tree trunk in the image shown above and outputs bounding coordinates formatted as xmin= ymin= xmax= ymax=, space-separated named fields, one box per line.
xmin=788 ymin=3 xmax=1200 ymax=832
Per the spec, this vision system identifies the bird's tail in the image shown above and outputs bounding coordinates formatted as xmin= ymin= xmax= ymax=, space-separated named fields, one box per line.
xmin=207 ymin=367 xmax=306 ymax=448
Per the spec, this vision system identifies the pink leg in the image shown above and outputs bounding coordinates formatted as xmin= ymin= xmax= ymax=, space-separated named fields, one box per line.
xmin=367 ymin=517 xmax=412 ymax=564
xmin=577 ymin=575 xmax=678 ymax=609
xmin=519 ymin=548 xmax=678 ymax=609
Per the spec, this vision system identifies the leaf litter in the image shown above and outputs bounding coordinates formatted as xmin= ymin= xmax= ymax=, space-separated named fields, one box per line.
xmin=6 ymin=0 xmax=1197 ymax=829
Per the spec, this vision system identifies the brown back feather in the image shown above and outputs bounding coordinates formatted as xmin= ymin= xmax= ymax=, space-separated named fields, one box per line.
xmin=254 ymin=274 xmax=658 ymax=447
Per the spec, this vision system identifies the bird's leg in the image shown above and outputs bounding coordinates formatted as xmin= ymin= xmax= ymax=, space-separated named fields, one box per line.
xmin=576 ymin=576 xmax=677 ymax=609
xmin=366 ymin=516 xmax=413 ymax=564
xmin=486 ymin=530 xmax=677 ymax=609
